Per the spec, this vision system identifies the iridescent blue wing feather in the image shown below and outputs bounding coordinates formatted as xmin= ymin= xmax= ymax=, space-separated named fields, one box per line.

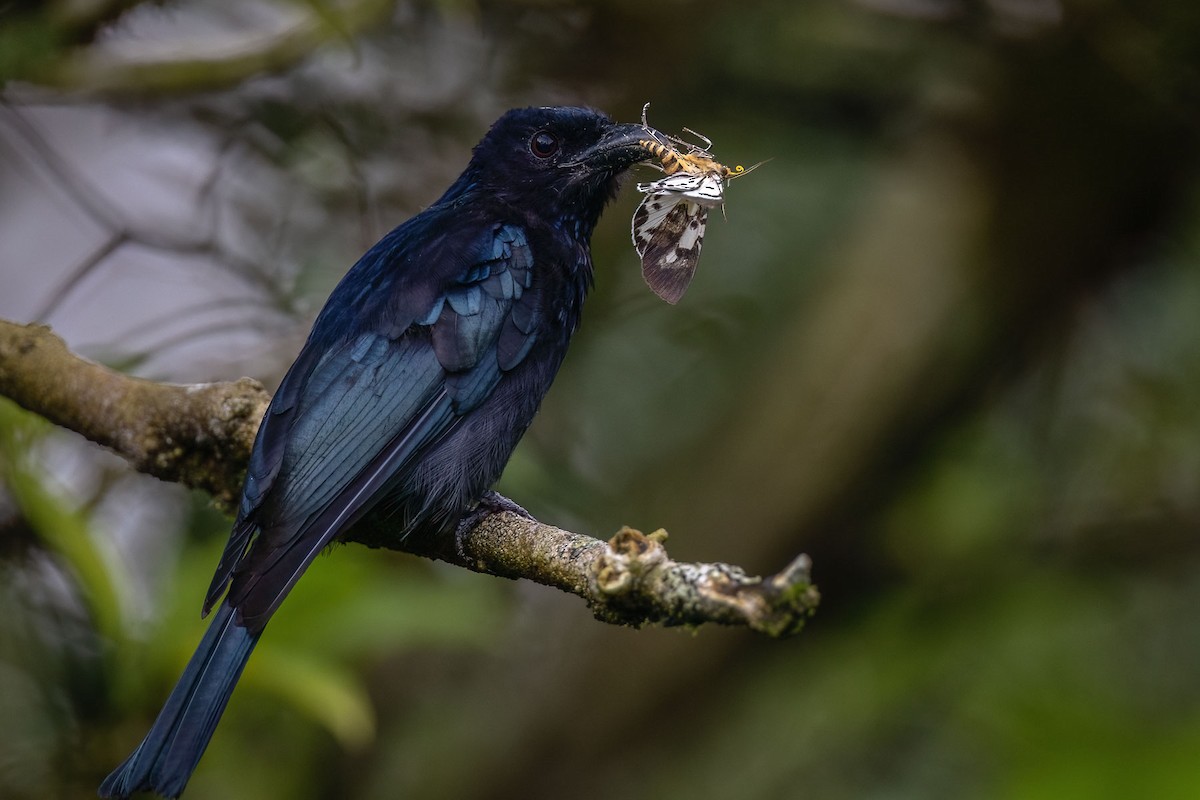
xmin=208 ymin=221 xmax=539 ymax=629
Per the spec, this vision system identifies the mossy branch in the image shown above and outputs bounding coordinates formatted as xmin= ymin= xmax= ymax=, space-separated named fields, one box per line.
xmin=0 ymin=320 xmax=269 ymax=510
xmin=0 ymin=318 xmax=818 ymax=636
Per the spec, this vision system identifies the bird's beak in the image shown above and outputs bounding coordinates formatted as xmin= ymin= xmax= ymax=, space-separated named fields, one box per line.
xmin=565 ymin=123 xmax=653 ymax=170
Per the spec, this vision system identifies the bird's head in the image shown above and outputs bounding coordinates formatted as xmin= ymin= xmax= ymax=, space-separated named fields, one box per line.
xmin=463 ymin=106 xmax=651 ymax=228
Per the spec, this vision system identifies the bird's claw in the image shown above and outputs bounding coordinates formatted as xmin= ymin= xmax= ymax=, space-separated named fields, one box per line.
xmin=454 ymin=490 xmax=533 ymax=561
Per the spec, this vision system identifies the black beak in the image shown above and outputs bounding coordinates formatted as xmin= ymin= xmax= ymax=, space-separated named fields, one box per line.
xmin=564 ymin=122 xmax=653 ymax=170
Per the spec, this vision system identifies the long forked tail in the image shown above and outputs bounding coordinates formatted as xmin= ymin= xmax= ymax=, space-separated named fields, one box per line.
xmin=99 ymin=603 xmax=260 ymax=799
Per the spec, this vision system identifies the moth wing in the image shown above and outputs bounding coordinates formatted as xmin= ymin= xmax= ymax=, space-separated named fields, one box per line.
xmin=680 ymin=173 xmax=726 ymax=208
xmin=632 ymin=193 xmax=708 ymax=305
xmin=632 ymin=192 xmax=681 ymax=256
xmin=636 ymin=172 xmax=707 ymax=195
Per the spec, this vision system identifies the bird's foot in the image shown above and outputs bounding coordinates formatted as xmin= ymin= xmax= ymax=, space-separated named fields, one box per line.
xmin=454 ymin=490 xmax=533 ymax=561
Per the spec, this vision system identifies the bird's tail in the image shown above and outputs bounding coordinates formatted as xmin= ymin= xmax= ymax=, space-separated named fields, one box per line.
xmin=99 ymin=603 xmax=260 ymax=799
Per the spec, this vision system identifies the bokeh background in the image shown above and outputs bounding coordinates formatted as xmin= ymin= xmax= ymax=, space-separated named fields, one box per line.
xmin=4 ymin=1 xmax=1200 ymax=797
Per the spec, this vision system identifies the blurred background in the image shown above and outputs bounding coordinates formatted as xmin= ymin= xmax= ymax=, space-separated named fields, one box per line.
xmin=3 ymin=0 xmax=1200 ymax=797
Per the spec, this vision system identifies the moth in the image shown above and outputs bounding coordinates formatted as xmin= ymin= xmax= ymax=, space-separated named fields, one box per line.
xmin=632 ymin=105 xmax=762 ymax=304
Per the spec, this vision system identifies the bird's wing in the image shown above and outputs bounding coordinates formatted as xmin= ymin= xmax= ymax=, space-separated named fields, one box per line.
xmin=204 ymin=221 xmax=540 ymax=629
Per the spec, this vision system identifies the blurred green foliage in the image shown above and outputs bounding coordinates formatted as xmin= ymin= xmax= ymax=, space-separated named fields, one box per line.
xmin=3 ymin=0 xmax=1200 ymax=798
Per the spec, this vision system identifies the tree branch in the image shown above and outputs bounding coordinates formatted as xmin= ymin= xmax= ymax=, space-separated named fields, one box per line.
xmin=0 ymin=320 xmax=269 ymax=510
xmin=0 ymin=318 xmax=819 ymax=635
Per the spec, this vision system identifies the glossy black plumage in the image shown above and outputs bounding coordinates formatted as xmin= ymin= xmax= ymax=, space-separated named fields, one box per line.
xmin=100 ymin=107 xmax=649 ymax=799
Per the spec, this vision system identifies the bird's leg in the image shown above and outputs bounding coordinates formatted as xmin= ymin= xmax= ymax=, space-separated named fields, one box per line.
xmin=455 ymin=490 xmax=534 ymax=560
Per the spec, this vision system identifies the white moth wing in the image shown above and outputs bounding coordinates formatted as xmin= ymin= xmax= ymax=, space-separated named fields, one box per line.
xmin=631 ymin=186 xmax=710 ymax=305
xmin=678 ymin=173 xmax=725 ymax=207
xmin=637 ymin=172 xmax=709 ymax=196
xmin=631 ymin=193 xmax=680 ymax=251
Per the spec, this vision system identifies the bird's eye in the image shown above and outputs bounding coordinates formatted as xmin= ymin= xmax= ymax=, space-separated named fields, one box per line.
xmin=530 ymin=131 xmax=559 ymax=159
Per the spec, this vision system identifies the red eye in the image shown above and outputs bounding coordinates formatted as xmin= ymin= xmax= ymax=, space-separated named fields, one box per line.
xmin=530 ymin=131 xmax=559 ymax=158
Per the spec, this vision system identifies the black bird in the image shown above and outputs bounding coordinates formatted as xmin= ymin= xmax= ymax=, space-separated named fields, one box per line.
xmin=100 ymin=106 xmax=651 ymax=798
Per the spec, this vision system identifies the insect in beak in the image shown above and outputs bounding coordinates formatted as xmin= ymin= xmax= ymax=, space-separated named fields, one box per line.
xmin=629 ymin=105 xmax=765 ymax=303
